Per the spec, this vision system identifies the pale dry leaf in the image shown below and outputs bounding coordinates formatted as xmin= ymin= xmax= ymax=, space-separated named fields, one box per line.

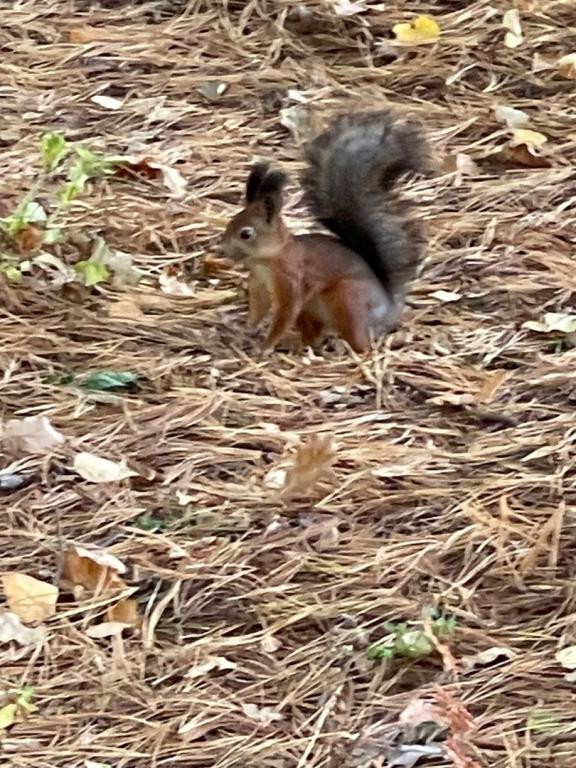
xmin=2 ymin=573 xmax=58 ymax=624
xmin=279 ymin=105 xmax=317 ymax=141
xmin=503 ymin=8 xmax=523 ymax=48
xmin=494 ymin=105 xmax=529 ymax=129
xmin=558 ymin=53 xmax=576 ymax=79
xmin=159 ymin=272 xmax=195 ymax=296
xmin=61 ymin=545 xmax=127 ymax=596
xmin=73 ymin=452 xmax=138 ymax=483
xmin=260 ymin=633 xmax=282 ymax=653
xmin=241 ymin=703 xmax=283 ymax=726
xmin=511 ymin=128 xmax=548 ymax=154
xmin=264 ymin=467 xmax=287 ymax=489
xmin=387 ymin=744 xmax=445 ymax=768
xmin=281 ymin=434 xmax=336 ymax=497
xmin=149 ymin=163 xmax=187 ymax=199
xmin=454 ymin=153 xmax=479 ymax=181
xmin=0 ymin=612 xmax=46 ymax=646
xmin=431 ymin=290 xmax=462 ymax=302
xmin=91 ymin=94 xmax=123 ymax=110
xmin=477 ymin=370 xmax=510 ymax=402
xmin=393 ymin=15 xmax=440 ymax=45
xmin=333 ymin=0 xmax=368 ymax=16
xmin=185 ymin=655 xmax=237 ymax=679
xmin=555 ymin=646 xmax=576 ymax=670
xmin=523 ymin=312 xmax=576 ymax=335
xmin=72 ymin=545 xmax=127 ymax=574
xmin=86 ymin=621 xmax=132 ymax=639
xmin=461 ymin=646 xmax=515 ymax=671
xmin=108 ymin=298 xmax=144 ymax=320
xmin=532 ymin=52 xmax=554 ymax=73
xmin=2 ymin=415 xmax=65 ymax=454
xmin=399 ymin=697 xmax=443 ymax=726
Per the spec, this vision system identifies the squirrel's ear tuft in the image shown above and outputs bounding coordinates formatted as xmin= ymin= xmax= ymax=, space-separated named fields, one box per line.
xmin=245 ymin=162 xmax=270 ymax=202
xmin=259 ymin=169 xmax=288 ymax=222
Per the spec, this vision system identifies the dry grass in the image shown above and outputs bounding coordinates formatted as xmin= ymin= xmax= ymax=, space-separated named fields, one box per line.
xmin=1 ymin=1 xmax=576 ymax=766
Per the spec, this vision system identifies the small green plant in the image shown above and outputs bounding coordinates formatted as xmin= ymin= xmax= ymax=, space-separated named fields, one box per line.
xmin=367 ymin=615 xmax=457 ymax=662
xmin=0 ymin=131 xmax=120 ymax=285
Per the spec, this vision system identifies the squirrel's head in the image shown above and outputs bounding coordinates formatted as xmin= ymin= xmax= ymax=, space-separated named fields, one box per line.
xmin=222 ymin=162 xmax=288 ymax=260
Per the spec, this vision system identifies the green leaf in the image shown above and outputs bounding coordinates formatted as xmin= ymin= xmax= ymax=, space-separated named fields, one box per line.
xmin=17 ymin=687 xmax=36 ymax=714
xmin=21 ymin=201 xmax=47 ymax=224
xmin=0 ymin=703 xmax=18 ymax=730
xmin=79 ymin=370 xmax=139 ymax=391
xmin=43 ymin=228 xmax=64 ymax=245
xmin=74 ymin=260 xmax=109 ymax=286
xmin=1 ymin=264 xmax=23 ymax=282
xmin=40 ymin=132 xmax=68 ymax=172
xmin=135 ymin=512 xmax=165 ymax=532
xmin=366 ymin=643 xmax=395 ymax=660
xmin=42 ymin=371 xmax=76 ymax=386
xmin=59 ymin=181 xmax=82 ymax=205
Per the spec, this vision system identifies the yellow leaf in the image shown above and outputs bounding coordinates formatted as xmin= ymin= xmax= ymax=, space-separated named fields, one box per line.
xmin=511 ymin=128 xmax=548 ymax=154
xmin=558 ymin=53 xmax=576 ymax=80
xmin=0 ymin=703 xmax=18 ymax=730
xmin=106 ymin=598 xmax=139 ymax=626
xmin=2 ymin=573 xmax=58 ymax=624
xmin=73 ymin=452 xmax=138 ymax=483
xmin=393 ymin=15 xmax=440 ymax=45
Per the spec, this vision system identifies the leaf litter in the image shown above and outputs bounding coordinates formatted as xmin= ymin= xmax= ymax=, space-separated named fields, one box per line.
xmin=0 ymin=1 xmax=575 ymax=766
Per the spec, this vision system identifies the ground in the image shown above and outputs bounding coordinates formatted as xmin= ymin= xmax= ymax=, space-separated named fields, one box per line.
xmin=1 ymin=1 xmax=575 ymax=767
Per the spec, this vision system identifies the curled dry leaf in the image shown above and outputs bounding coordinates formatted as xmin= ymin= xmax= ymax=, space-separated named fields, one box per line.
xmin=106 ymin=598 xmax=139 ymax=626
xmin=399 ymin=697 xmax=443 ymax=727
xmin=73 ymin=452 xmax=138 ymax=483
xmin=555 ymin=645 xmax=576 ymax=670
xmin=114 ymin=156 xmax=187 ymax=198
xmin=2 ymin=573 xmax=58 ymax=624
xmin=108 ymin=298 xmax=145 ymax=320
xmin=2 ymin=414 xmax=65 ymax=454
xmin=279 ymin=105 xmax=318 ymax=142
xmin=523 ymin=312 xmax=576 ymax=335
xmin=241 ymin=703 xmax=283 ymax=726
xmin=511 ymin=128 xmax=548 ymax=154
xmin=431 ymin=290 xmax=462 ymax=303
xmin=159 ymin=271 xmax=195 ymax=296
xmin=461 ymin=646 xmax=515 ymax=671
xmin=0 ymin=612 xmax=46 ymax=646
xmin=185 ymin=655 xmax=237 ymax=679
xmin=503 ymin=8 xmax=523 ymax=48
xmin=393 ymin=15 xmax=440 ymax=45
xmin=494 ymin=105 xmax=529 ymax=129
xmin=91 ymin=94 xmax=124 ymax=110
xmin=281 ymin=434 xmax=337 ymax=497
xmin=333 ymin=0 xmax=368 ymax=15
xmin=86 ymin=621 xmax=132 ymax=639
xmin=62 ymin=544 xmax=127 ymax=596
xmin=14 ymin=225 xmax=44 ymax=255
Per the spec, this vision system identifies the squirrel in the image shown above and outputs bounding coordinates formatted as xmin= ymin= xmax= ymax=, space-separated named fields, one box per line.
xmin=222 ymin=110 xmax=430 ymax=353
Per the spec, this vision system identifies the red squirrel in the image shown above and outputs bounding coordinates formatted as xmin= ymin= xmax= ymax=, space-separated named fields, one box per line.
xmin=222 ymin=110 xmax=429 ymax=352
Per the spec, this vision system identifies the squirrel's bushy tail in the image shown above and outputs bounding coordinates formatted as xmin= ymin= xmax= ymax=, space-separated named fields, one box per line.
xmin=301 ymin=110 xmax=429 ymax=300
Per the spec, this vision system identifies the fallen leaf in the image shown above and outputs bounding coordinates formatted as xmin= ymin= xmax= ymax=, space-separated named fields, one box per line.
xmin=431 ymin=290 xmax=462 ymax=302
xmin=113 ymin=156 xmax=187 ymax=198
xmin=333 ymin=0 xmax=368 ymax=15
xmin=386 ymin=744 xmax=445 ymax=768
xmin=260 ymin=633 xmax=282 ymax=653
xmin=91 ymin=94 xmax=123 ymax=110
xmin=73 ymin=452 xmax=138 ymax=483
xmin=86 ymin=621 xmax=132 ymax=639
xmin=558 ymin=52 xmax=576 ymax=79
xmin=13 ymin=225 xmax=44 ymax=255
xmin=108 ymin=298 xmax=144 ymax=320
xmin=106 ymin=598 xmax=139 ymax=626
xmin=263 ymin=467 xmax=287 ymax=489
xmin=69 ymin=25 xmax=121 ymax=43
xmin=498 ymin=143 xmax=552 ymax=169
xmin=196 ymin=80 xmax=228 ymax=100
xmin=393 ymin=15 xmax=440 ymax=45
xmin=154 ymin=163 xmax=187 ymax=199
xmin=555 ymin=645 xmax=576 ymax=670
xmin=2 ymin=574 xmax=58 ymax=624
xmin=477 ymin=370 xmax=510 ymax=403
xmin=532 ymin=52 xmax=554 ymax=73
xmin=89 ymin=237 xmax=142 ymax=287
xmin=185 ymin=655 xmax=237 ymax=679
xmin=494 ymin=105 xmax=529 ymax=129
xmin=461 ymin=646 xmax=515 ymax=671
xmin=523 ymin=312 xmax=576 ymax=335
xmin=0 ymin=612 xmax=46 ymax=646
xmin=454 ymin=153 xmax=479 ymax=184
xmin=503 ymin=8 xmax=523 ymax=48
xmin=281 ymin=434 xmax=336 ymax=497
xmin=2 ymin=415 xmax=65 ymax=454
xmin=241 ymin=703 xmax=283 ymax=726
xmin=159 ymin=272 xmax=195 ymax=296
xmin=511 ymin=128 xmax=548 ymax=154
xmin=74 ymin=260 xmax=109 ymax=287
xmin=0 ymin=704 xmax=18 ymax=730
xmin=399 ymin=698 xmax=443 ymax=727
xmin=79 ymin=370 xmax=139 ymax=391
xmin=61 ymin=545 xmax=126 ymax=596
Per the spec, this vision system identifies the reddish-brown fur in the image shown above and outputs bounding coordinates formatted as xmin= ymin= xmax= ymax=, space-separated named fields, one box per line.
xmin=223 ymin=201 xmax=398 ymax=353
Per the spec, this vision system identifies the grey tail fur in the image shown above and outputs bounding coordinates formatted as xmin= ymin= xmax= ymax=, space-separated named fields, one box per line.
xmin=300 ymin=110 xmax=429 ymax=300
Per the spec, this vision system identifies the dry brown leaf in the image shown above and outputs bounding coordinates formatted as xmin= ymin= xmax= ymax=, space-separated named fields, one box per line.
xmin=159 ymin=272 xmax=195 ymax=296
xmin=0 ymin=612 xmax=46 ymax=646
xmin=69 ymin=25 xmax=122 ymax=43
xmin=557 ymin=53 xmax=576 ymax=79
xmin=241 ymin=703 xmax=283 ymax=726
xmin=106 ymin=598 xmax=139 ymax=626
xmin=13 ymin=225 xmax=44 ymax=254
xmin=279 ymin=105 xmax=318 ymax=141
xmin=399 ymin=697 xmax=443 ymax=726
xmin=281 ymin=434 xmax=336 ymax=497
xmin=2 ymin=574 xmax=58 ymax=624
xmin=108 ymin=298 xmax=145 ymax=320
xmin=2 ymin=415 xmax=65 ymax=454
xmin=503 ymin=8 xmax=523 ymax=48
xmin=477 ymin=370 xmax=510 ymax=403
xmin=461 ymin=646 xmax=516 ymax=671
xmin=61 ymin=545 xmax=126 ymax=596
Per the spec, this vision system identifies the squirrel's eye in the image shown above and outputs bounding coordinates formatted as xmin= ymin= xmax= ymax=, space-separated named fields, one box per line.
xmin=239 ymin=226 xmax=255 ymax=241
